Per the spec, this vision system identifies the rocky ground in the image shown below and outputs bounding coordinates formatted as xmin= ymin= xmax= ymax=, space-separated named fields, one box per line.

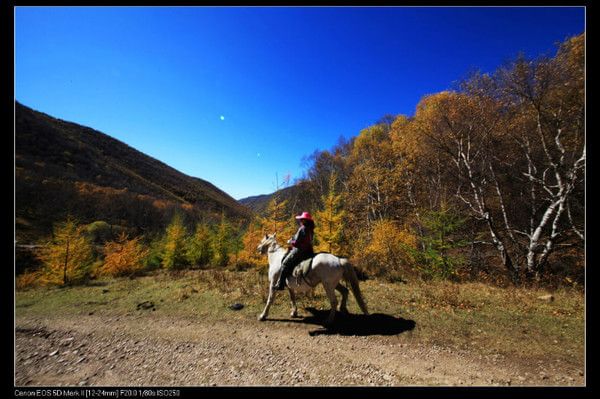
xmin=15 ymin=310 xmax=584 ymax=387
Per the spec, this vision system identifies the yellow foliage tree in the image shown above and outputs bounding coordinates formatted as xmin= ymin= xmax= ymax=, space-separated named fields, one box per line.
xmin=162 ymin=213 xmax=189 ymax=269
xmin=260 ymin=196 xmax=296 ymax=245
xmin=212 ymin=212 xmax=233 ymax=267
xmin=186 ymin=222 xmax=213 ymax=267
xmin=37 ymin=217 xmax=95 ymax=286
xmin=101 ymin=232 xmax=149 ymax=277
xmin=237 ymin=218 xmax=266 ymax=268
xmin=359 ymin=219 xmax=417 ymax=282
xmin=260 ymin=196 xmax=288 ymax=236
xmin=315 ymin=172 xmax=345 ymax=254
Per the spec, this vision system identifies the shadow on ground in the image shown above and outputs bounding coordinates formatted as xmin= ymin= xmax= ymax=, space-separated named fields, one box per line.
xmin=269 ymin=307 xmax=416 ymax=337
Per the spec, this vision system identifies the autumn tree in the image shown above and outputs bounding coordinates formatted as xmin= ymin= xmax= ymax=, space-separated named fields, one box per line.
xmin=37 ymin=217 xmax=95 ymax=285
xmin=212 ymin=213 xmax=233 ymax=267
xmin=101 ymin=232 xmax=149 ymax=277
xmin=315 ymin=172 xmax=346 ymax=254
xmin=358 ymin=219 xmax=417 ymax=282
xmin=492 ymin=33 xmax=585 ymax=280
xmin=186 ymin=222 xmax=214 ymax=267
xmin=346 ymin=124 xmax=396 ymax=227
xmin=260 ymin=196 xmax=296 ymax=244
xmin=237 ymin=217 xmax=268 ymax=268
xmin=162 ymin=213 xmax=189 ymax=269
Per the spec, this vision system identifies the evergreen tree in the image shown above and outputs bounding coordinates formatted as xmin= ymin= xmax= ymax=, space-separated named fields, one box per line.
xmin=413 ymin=206 xmax=468 ymax=280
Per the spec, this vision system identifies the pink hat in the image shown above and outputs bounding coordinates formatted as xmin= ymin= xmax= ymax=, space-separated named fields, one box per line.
xmin=295 ymin=212 xmax=313 ymax=221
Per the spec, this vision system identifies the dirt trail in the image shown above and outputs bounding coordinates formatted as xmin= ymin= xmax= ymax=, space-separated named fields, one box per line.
xmin=15 ymin=311 xmax=583 ymax=387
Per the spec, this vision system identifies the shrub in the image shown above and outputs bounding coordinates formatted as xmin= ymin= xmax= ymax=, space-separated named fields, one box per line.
xmin=16 ymin=270 xmax=42 ymax=290
xmin=84 ymin=220 xmax=113 ymax=244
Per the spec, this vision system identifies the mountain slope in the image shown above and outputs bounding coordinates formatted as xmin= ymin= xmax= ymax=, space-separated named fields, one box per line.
xmin=238 ymin=182 xmax=315 ymax=217
xmin=15 ymin=102 xmax=251 ymax=241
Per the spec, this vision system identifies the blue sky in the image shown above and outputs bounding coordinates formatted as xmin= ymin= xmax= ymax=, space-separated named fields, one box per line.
xmin=15 ymin=7 xmax=585 ymax=200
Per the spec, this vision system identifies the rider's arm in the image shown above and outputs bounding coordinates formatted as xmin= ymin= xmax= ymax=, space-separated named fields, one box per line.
xmin=290 ymin=225 xmax=306 ymax=247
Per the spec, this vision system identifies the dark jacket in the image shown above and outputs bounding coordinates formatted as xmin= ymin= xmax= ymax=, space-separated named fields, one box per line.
xmin=290 ymin=224 xmax=314 ymax=255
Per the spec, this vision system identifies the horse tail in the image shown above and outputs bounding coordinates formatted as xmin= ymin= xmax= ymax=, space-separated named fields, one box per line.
xmin=340 ymin=258 xmax=369 ymax=315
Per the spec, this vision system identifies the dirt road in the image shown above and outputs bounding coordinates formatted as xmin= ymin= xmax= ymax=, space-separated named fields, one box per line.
xmin=15 ymin=308 xmax=584 ymax=387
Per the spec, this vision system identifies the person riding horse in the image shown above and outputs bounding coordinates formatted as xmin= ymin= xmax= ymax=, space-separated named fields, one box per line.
xmin=275 ymin=212 xmax=315 ymax=290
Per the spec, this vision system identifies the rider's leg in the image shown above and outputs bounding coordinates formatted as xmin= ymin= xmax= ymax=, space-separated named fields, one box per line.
xmin=275 ymin=248 xmax=299 ymax=290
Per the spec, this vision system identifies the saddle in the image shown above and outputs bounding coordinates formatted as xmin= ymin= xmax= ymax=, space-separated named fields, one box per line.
xmin=292 ymin=257 xmax=313 ymax=279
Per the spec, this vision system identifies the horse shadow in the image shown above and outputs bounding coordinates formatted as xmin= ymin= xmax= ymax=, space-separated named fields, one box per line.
xmin=272 ymin=307 xmax=416 ymax=337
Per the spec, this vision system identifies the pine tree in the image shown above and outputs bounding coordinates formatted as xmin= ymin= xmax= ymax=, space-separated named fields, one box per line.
xmin=416 ymin=205 xmax=467 ymax=280
xmin=315 ymin=172 xmax=345 ymax=254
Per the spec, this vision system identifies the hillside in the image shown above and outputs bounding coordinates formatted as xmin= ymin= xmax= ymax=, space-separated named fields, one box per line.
xmin=239 ymin=183 xmax=314 ymax=217
xmin=237 ymin=193 xmax=272 ymax=214
xmin=15 ymin=102 xmax=252 ymax=242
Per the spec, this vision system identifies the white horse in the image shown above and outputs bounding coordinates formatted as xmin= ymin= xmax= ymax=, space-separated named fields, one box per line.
xmin=257 ymin=234 xmax=369 ymax=325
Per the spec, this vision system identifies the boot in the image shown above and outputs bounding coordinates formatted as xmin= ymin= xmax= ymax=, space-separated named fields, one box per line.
xmin=275 ymin=275 xmax=286 ymax=290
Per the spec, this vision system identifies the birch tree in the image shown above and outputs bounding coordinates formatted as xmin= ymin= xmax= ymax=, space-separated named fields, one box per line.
xmin=494 ymin=34 xmax=585 ymax=279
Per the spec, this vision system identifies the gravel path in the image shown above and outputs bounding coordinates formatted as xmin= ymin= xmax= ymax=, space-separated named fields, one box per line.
xmin=14 ymin=311 xmax=584 ymax=387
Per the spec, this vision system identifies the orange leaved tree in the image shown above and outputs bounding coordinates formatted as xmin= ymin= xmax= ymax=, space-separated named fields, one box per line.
xmin=102 ymin=232 xmax=149 ymax=277
xmin=37 ymin=217 xmax=95 ymax=286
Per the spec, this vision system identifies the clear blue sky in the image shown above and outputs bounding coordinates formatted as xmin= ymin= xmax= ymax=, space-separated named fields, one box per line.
xmin=15 ymin=7 xmax=585 ymax=200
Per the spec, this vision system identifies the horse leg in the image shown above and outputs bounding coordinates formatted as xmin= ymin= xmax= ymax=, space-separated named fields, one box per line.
xmin=258 ymin=284 xmax=277 ymax=321
xmin=288 ymin=288 xmax=299 ymax=318
xmin=323 ymin=283 xmax=338 ymax=325
xmin=335 ymin=283 xmax=349 ymax=314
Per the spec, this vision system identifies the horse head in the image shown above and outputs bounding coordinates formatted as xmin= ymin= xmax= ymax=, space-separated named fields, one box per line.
xmin=257 ymin=233 xmax=277 ymax=255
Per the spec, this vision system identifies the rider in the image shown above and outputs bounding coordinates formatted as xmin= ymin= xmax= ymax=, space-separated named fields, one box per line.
xmin=275 ymin=212 xmax=315 ymax=290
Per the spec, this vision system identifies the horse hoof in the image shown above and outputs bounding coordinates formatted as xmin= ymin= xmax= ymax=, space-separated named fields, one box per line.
xmin=290 ymin=312 xmax=299 ymax=318
xmin=258 ymin=315 xmax=266 ymax=321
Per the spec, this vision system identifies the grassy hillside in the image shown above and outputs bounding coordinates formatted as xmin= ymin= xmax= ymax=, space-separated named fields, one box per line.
xmin=15 ymin=102 xmax=252 ymax=242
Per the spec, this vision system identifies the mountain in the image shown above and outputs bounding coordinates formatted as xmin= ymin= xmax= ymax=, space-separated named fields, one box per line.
xmin=238 ymin=183 xmax=315 ymax=217
xmin=15 ymin=102 xmax=252 ymax=242
xmin=238 ymin=193 xmax=272 ymax=214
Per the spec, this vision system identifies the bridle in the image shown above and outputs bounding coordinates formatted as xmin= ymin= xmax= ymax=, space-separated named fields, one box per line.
xmin=267 ymin=240 xmax=280 ymax=254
